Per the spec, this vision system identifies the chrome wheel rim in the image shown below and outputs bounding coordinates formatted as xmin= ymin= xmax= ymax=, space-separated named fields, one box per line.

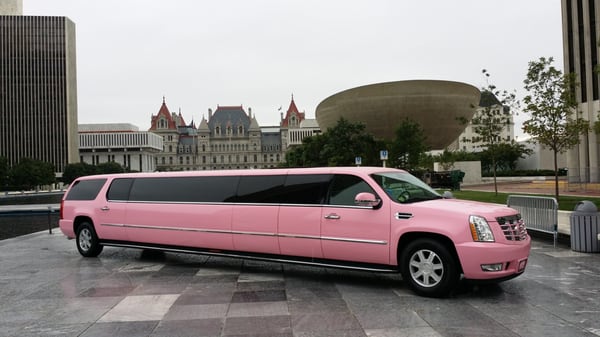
xmin=409 ymin=249 xmax=444 ymax=288
xmin=78 ymin=228 xmax=92 ymax=252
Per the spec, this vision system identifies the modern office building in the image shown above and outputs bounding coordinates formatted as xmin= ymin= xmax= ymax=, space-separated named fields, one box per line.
xmin=78 ymin=124 xmax=163 ymax=172
xmin=561 ymin=0 xmax=600 ymax=182
xmin=0 ymin=13 xmax=78 ymax=174
xmin=0 ymin=0 xmax=22 ymax=15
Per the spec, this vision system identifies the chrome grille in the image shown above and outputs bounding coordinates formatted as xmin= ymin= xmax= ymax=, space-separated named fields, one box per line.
xmin=496 ymin=214 xmax=528 ymax=241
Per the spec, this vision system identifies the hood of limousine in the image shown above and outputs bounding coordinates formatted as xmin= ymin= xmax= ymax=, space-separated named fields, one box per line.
xmin=400 ymin=198 xmax=517 ymax=220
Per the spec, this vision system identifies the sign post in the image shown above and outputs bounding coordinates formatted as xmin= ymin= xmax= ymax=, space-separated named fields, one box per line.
xmin=380 ymin=150 xmax=388 ymax=168
xmin=355 ymin=156 xmax=362 ymax=167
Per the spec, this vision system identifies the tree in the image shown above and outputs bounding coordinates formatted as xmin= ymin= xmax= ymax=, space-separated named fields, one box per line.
xmin=480 ymin=142 xmax=532 ymax=173
xmin=8 ymin=158 xmax=55 ymax=190
xmin=470 ymin=70 xmax=518 ymax=195
xmin=388 ymin=118 xmax=429 ymax=170
xmin=62 ymin=162 xmax=98 ymax=185
xmin=283 ymin=118 xmax=380 ymax=167
xmin=523 ymin=56 xmax=590 ymax=200
xmin=96 ymin=162 xmax=125 ymax=174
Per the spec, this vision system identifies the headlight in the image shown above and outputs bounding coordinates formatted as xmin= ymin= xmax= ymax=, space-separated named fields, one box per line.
xmin=469 ymin=215 xmax=495 ymax=242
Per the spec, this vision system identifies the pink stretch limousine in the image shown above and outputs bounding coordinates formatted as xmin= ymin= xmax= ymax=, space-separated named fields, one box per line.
xmin=59 ymin=167 xmax=530 ymax=297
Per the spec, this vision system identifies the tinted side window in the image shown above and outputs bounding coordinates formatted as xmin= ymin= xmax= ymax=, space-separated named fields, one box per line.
xmin=128 ymin=176 xmax=239 ymax=202
xmin=235 ymin=175 xmax=286 ymax=203
xmin=65 ymin=179 xmax=107 ymax=201
xmin=328 ymin=174 xmax=376 ymax=206
xmin=107 ymin=178 xmax=134 ymax=201
xmin=279 ymin=174 xmax=332 ymax=204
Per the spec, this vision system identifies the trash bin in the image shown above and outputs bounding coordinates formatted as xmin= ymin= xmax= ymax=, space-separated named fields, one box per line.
xmin=450 ymin=170 xmax=465 ymax=191
xmin=569 ymin=200 xmax=600 ymax=253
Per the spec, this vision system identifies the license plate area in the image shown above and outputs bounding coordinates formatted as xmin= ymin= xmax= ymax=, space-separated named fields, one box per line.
xmin=518 ymin=258 xmax=527 ymax=272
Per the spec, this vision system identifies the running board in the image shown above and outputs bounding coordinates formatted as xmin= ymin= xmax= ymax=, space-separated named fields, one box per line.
xmin=100 ymin=240 xmax=399 ymax=273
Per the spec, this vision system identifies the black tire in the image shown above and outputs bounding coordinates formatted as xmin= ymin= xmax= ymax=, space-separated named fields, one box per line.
xmin=400 ymin=238 xmax=459 ymax=297
xmin=76 ymin=222 xmax=103 ymax=257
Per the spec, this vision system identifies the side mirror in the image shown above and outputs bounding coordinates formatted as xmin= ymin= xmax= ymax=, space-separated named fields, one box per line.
xmin=354 ymin=192 xmax=381 ymax=208
xmin=442 ymin=191 xmax=454 ymax=199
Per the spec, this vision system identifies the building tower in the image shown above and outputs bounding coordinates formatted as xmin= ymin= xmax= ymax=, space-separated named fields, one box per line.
xmin=0 ymin=0 xmax=22 ymax=15
xmin=0 ymin=10 xmax=78 ymax=173
xmin=561 ymin=0 xmax=600 ymax=182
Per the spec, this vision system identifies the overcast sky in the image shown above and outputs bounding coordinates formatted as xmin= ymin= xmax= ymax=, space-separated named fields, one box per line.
xmin=24 ymin=1 xmax=563 ymax=138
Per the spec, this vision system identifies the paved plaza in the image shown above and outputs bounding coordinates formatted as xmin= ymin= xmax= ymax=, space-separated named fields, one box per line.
xmin=0 ymin=230 xmax=598 ymax=337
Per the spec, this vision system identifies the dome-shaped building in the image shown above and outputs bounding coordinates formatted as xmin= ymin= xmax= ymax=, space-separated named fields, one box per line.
xmin=315 ymin=80 xmax=481 ymax=150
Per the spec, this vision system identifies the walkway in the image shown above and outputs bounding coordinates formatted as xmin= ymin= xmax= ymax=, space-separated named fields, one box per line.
xmin=462 ymin=180 xmax=600 ymax=198
xmin=0 ymin=231 xmax=599 ymax=337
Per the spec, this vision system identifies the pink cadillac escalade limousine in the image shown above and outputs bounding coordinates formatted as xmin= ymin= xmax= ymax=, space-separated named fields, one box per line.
xmin=59 ymin=167 xmax=530 ymax=297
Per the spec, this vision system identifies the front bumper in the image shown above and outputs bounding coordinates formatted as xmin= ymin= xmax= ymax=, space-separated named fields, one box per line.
xmin=456 ymin=235 xmax=531 ymax=280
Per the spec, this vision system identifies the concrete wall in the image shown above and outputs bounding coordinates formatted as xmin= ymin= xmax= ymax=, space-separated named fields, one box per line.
xmin=517 ymin=141 xmax=566 ymax=171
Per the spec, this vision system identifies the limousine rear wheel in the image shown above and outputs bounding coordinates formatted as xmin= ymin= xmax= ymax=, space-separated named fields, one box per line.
xmin=400 ymin=238 xmax=459 ymax=297
xmin=76 ymin=222 xmax=103 ymax=257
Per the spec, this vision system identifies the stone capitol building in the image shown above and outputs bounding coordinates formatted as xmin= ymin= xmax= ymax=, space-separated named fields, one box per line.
xmin=149 ymin=96 xmax=320 ymax=171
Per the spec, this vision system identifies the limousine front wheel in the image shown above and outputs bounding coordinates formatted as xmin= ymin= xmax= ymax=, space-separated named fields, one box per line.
xmin=76 ymin=222 xmax=103 ymax=257
xmin=400 ymin=238 xmax=459 ymax=297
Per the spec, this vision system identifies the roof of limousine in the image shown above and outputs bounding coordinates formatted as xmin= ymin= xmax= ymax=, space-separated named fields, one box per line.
xmin=76 ymin=167 xmax=407 ymax=181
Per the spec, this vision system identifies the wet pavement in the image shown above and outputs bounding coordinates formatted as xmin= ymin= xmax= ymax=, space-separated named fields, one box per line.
xmin=0 ymin=231 xmax=598 ymax=337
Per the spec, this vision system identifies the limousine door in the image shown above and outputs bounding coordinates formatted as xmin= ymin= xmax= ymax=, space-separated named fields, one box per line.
xmin=231 ymin=175 xmax=283 ymax=255
xmin=120 ymin=176 xmax=237 ymax=250
xmin=277 ymin=174 xmax=331 ymax=259
xmin=98 ymin=178 xmax=130 ymax=241
xmin=320 ymin=174 xmax=391 ymax=265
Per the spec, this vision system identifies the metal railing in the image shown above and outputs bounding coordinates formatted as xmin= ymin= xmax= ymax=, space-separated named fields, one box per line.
xmin=507 ymin=195 xmax=558 ymax=247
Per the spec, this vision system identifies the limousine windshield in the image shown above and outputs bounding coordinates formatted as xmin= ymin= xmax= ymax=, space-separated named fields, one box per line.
xmin=371 ymin=172 xmax=442 ymax=203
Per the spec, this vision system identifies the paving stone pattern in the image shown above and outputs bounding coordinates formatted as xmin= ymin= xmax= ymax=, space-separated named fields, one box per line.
xmin=0 ymin=232 xmax=599 ymax=337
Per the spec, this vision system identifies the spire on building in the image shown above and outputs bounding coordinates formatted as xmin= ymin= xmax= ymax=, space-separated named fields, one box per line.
xmin=281 ymin=95 xmax=305 ymax=128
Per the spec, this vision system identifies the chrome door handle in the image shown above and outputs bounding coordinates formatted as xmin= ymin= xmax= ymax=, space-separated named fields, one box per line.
xmin=324 ymin=213 xmax=340 ymax=220
xmin=100 ymin=206 xmax=110 ymax=211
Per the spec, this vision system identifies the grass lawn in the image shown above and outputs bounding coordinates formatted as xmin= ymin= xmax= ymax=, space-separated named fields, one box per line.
xmin=444 ymin=190 xmax=600 ymax=211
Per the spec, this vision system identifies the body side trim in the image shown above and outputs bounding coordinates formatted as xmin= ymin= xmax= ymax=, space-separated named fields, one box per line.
xmin=101 ymin=223 xmax=388 ymax=245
